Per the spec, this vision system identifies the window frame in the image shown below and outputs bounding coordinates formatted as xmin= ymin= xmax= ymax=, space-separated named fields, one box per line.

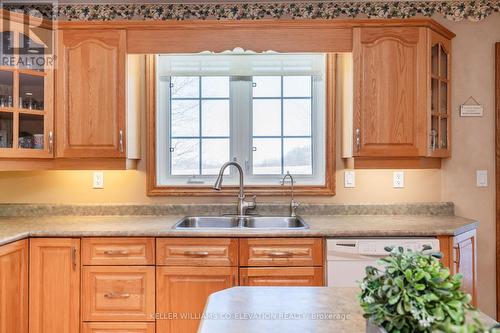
xmin=147 ymin=54 xmax=336 ymax=196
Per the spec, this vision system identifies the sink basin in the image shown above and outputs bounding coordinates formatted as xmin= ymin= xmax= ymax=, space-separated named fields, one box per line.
xmin=174 ymin=216 xmax=241 ymax=229
xmin=173 ymin=216 xmax=308 ymax=229
xmin=242 ymin=216 xmax=308 ymax=229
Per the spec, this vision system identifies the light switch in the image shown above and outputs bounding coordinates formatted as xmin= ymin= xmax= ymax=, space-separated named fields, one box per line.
xmin=393 ymin=171 xmax=404 ymax=188
xmin=344 ymin=170 xmax=355 ymax=188
xmin=93 ymin=171 xmax=104 ymax=189
xmin=476 ymin=170 xmax=488 ymax=187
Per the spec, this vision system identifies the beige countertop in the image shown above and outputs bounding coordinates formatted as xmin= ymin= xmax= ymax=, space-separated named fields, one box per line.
xmin=0 ymin=214 xmax=478 ymax=246
xmin=197 ymin=287 xmax=497 ymax=333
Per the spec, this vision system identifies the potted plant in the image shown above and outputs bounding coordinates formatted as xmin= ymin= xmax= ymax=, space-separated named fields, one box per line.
xmin=359 ymin=246 xmax=498 ymax=333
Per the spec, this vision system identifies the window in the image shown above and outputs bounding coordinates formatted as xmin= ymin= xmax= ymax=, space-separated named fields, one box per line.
xmin=156 ymin=52 xmax=326 ymax=187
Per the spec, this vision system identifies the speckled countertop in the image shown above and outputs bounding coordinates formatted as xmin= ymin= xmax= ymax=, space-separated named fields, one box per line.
xmin=198 ymin=287 xmax=496 ymax=333
xmin=0 ymin=213 xmax=478 ymax=246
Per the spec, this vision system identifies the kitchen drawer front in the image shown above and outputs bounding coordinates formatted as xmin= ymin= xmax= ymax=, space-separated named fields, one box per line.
xmin=82 ymin=322 xmax=155 ymax=333
xmin=82 ymin=266 xmax=155 ymax=322
xmin=239 ymin=238 xmax=323 ymax=267
xmin=156 ymin=238 xmax=238 ymax=267
xmin=240 ymin=267 xmax=324 ymax=286
xmin=82 ymin=238 xmax=155 ymax=265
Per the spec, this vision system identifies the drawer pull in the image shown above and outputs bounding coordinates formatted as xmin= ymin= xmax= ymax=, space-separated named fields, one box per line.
xmin=184 ymin=251 xmax=210 ymax=257
xmin=267 ymin=251 xmax=293 ymax=257
xmin=103 ymin=250 xmax=130 ymax=255
xmin=104 ymin=292 xmax=131 ymax=299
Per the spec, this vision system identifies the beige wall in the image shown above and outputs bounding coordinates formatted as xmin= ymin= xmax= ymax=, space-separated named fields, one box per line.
xmin=436 ymin=13 xmax=500 ymax=317
xmin=0 ymin=13 xmax=497 ymax=315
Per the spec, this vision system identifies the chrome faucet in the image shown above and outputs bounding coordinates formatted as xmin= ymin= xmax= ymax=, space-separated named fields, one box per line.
xmin=281 ymin=171 xmax=300 ymax=217
xmin=213 ymin=161 xmax=256 ymax=216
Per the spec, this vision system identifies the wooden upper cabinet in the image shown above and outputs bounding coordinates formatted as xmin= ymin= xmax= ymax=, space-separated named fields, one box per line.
xmin=29 ymin=238 xmax=80 ymax=333
xmin=353 ymin=27 xmax=427 ymax=157
xmin=56 ymin=29 xmax=125 ymax=158
xmin=0 ymin=240 xmax=28 ymax=333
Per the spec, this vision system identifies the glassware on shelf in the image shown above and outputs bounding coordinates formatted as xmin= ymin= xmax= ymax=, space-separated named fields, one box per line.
xmin=19 ymin=74 xmax=44 ymax=111
xmin=0 ymin=71 xmax=14 ymax=108
xmin=19 ymin=113 xmax=44 ymax=149
xmin=0 ymin=112 xmax=13 ymax=148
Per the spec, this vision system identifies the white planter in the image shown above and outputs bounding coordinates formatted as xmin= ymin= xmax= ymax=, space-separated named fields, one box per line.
xmin=366 ymin=320 xmax=388 ymax=333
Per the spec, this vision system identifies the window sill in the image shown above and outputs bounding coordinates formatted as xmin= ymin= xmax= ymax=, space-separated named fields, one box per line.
xmin=147 ymin=184 xmax=335 ymax=196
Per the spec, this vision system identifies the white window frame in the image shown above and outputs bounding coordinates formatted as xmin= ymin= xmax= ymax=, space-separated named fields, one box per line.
xmin=156 ymin=54 xmax=326 ymax=187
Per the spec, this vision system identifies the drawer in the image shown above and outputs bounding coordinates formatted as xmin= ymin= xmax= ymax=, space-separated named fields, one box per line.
xmin=82 ymin=266 xmax=155 ymax=322
xmin=82 ymin=322 xmax=155 ymax=333
xmin=240 ymin=267 xmax=324 ymax=286
xmin=156 ymin=238 xmax=238 ymax=266
xmin=240 ymin=238 xmax=323 ymax=267
xmin=82 ymin=238 xmax=155 ymax=265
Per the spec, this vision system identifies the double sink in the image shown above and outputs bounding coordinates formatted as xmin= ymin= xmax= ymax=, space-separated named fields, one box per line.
xmin=173 ymin=216 xmax=308 ymax=230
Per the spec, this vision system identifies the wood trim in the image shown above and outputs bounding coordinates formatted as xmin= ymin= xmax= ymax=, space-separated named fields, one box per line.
xmin=495 ymin=42 xmax=500 ymax=320
xmin=55 ymin=18 xmax=455 ymax=40
xmin=0 ymin=157 xmax=132 ymax=170
xmin=146 ymin=54 xmax=336 ymax=196
xmin=0 ymin=9 xmax=53 ymax=30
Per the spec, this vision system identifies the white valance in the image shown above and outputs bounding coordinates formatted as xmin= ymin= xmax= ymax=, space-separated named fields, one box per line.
xmin=157 ymin=50 xmax=326 ymax=77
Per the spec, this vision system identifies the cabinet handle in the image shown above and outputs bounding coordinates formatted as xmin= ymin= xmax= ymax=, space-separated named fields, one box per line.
xmin=48 ymin=131 xmax=53 ymax=153
xmin=119 ymin=130 xmax=124 ymax=153
xmin=355 ymin=128 xmax=361 ymax=152
xmin=72 ymin=247 xmax=77 ymax=271
xmin=184 ymin=250 xmax=209 ymax=257
xmin=103 ymin=249 xmax=130 ymax=255
xmin=267 ymin=251 xmax=293 ymax=257
xmin=453 ymin=245 xmax=461 ymax=271
xmin=104 ymin=292 xmax=131 ymax=299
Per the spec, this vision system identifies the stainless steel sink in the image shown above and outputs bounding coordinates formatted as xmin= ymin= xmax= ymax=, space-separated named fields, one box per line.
xmin=173 ymin=216 xmax=308 ymax=230
xmin=174 ymin=216 xmax=241 ymax=229
xmin=242 ymin=216 xmax=308 ymax=229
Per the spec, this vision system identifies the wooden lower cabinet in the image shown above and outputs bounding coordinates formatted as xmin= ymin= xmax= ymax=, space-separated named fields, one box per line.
xmin=156 ymin=266 xmax=238 ymax=333
xmin=29 ymin=238 xmax=80 ymax=333
xmin=0 ymin=240 xmax=28 ymax=333
xmin=438 ymin=230 xmax=477 ymax=306
xmin=82 ymin=322 xmax=155 ymax=333
xmin=82 ymin=266 xmax=155 ymax=322
xmin=240 ymin=267 xmax=324 ymax=286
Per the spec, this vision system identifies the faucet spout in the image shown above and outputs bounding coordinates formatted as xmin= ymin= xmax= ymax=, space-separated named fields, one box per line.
xmin=213 ymin=161 xmax=256 ymax=215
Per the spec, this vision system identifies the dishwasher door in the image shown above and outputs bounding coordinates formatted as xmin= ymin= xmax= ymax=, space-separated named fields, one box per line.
xmin=326 ymin=238 xmax=440 ymax=287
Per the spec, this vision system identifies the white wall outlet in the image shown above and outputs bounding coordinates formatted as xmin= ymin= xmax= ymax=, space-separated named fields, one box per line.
xmin=476 ymin=170 xmax=488 ymax=187
xmin=93 ymin=171 xmax=104 ymax=189
xmin=393 ymin=171 xmax=404 ymax=188
xmin=344 ymin=170 xmax=355 ymax=188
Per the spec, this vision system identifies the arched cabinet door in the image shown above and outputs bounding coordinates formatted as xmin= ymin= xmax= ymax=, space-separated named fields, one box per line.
xmin=353 ymin=27 xmax=427 ymax=157
xmin=57 ymin=29 xmax=125 ymax=158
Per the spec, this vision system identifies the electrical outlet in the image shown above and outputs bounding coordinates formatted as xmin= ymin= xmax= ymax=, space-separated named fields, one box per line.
xmin=93 ymin=171 xmax=104 ymax=189
xmin=344 ymin=170 xmax=355 ymax=188
xmin=393 ymin=171 xmax=404 ymax=188
xmin=476 ymin=170 xmax=488 ymax=187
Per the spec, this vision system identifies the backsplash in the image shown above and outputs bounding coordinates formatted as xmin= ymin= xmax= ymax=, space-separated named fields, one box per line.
xmin=3 ymin=1 xmax=499 ymax=21
xmin=0 ymin=202 xmax=454 ymax=217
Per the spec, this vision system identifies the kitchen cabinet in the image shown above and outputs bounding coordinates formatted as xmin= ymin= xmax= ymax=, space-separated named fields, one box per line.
xmin=82 ymin=322 xmax=155 ymax=333
xmin=346 ymin=25 xmax=454 ymax=168
xmin=156 ymin=238 xmax=238 ymax=266
xmin=29 ymin=238 xmax=80 ymax=333
xmin=82 ymin=237 xmax=155 ymax=266
xmin=0 ymin=240 xmax=28 ymax=333
xmin=156 ymin=266 xmax=238 ymax=333
xmin=240 ymin=267 xmax=323 ymax=286
xmin=438 ymin=230 xmax=477 ymax=306
xmin=0 ymin=13 xmax=54 ymax=159
xmin=82 ymin=266 xmax=155 ymax=322
xmin=56 ymin=29 xmax=126 ymax=158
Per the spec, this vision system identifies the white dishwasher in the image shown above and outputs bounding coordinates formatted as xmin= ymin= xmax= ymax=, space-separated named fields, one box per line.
xmin=326 ymin=238 xmax=440 ymax=287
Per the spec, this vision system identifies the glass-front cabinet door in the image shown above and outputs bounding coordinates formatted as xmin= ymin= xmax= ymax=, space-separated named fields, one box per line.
xmin=0 ymin=20 xmax=53 ymax=158
xmin=429 ymin=31 xmax=451 ymax=157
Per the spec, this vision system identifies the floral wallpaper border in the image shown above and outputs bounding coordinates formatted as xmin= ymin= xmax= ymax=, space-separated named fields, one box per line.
xmin=2 ymin=1 xmax=499 ymax=22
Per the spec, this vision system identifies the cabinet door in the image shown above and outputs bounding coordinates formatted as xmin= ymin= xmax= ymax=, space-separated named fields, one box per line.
xmin=240 ymin=267 xmax=324 ymax=286
xmin=82 ymin=322 xmax=155 ymax=333
xmin=57 ymin=30 xmax=125 ymax=158
xmin=156 ymin=266 xmax=237 ymax=333
xmin=0 ymin=240 xmax=28 ymax=333
xmin=453 ymin=230 xmax=477 ymax=306
xmin=353 ymin=27 xmax=427 ymax=157
xmin=29 ymin=238 xmax=80 ymax=333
